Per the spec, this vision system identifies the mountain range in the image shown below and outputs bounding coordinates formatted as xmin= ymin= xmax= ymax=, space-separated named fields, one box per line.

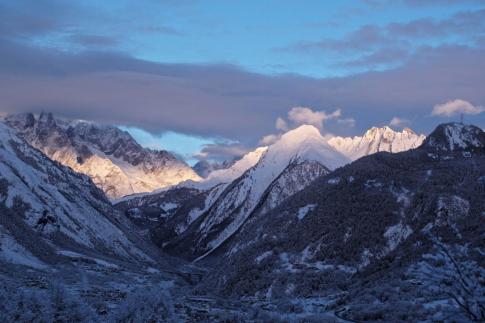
xmin=328 ymin=126 xmax=425 ymax=160
xmin=116 ymin=125 xmax=426 ymax=260
xmin=196 ymin=122 xmax=485 ymax=321
xmin=4 ymin=112 xmax=426 ymax=201
xmin=1 ymin=113 xmax=483 ymax=321
xmin=4 ymin=113 xmax=200 ymax=199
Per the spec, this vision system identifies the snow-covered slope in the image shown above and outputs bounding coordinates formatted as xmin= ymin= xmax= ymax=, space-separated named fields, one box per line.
xmin=5 ymin=113 xmax=200 ymax=199
xmin=162 ymin=125 xmax=349 ymax=260
xmin=204 ymin=147 xmax=268 ymax=185
xmin=113 ymin=145 xmax=268 ymax=234
xmin=328 ymin=126 xmax=425 ymax=160
xmin=0 ymin=122 xmax=151 ymax=266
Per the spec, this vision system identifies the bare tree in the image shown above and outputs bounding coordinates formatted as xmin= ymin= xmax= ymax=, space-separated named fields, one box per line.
xmin=416 ymin=240 xmax=485 ymax=321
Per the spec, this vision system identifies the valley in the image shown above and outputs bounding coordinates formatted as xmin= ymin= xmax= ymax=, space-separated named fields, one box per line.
xmin=1 ymin=115 xmax=483 ymax=322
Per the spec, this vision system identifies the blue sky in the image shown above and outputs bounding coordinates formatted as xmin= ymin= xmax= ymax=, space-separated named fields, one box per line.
xmin=27 ymin=0 xmax=482 ymax=76
xmin=119 ymin=126 xmax=236 ymax=164
xmin=1 ymin=0 xmax=484 ymax=162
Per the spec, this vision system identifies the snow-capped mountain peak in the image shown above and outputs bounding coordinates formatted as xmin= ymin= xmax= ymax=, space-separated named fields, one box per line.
xmin=328 ymin=125 xmax=426 ymax=160
xmin=423 ymin=122 xmax=485 ymax=153
xmin=5 ymin=113 xmax=200 ymax=199
xmin=203 ymin=146 xmax=268 ymax=185
xmin=163 ymin=124 xmax=349 ymax=261
xmin=267 ymin=124 xmax=349 ymax=170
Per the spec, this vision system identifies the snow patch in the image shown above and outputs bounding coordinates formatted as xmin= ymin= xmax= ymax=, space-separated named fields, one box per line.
xmin=297 ymin=204 xmax=316 ymax=220
xmin=327 ymin=177 xmax=340 ymax=185
xmin=255 ymin=251 xmax=273 ymax=264
xmin=384 ymin=222 xmax=413 ymax=251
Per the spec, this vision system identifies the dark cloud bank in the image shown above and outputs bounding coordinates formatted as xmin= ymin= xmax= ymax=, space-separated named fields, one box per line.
xmin=0 ymin=0 xmax=484 ymax=144
xmin=1 ymin=38 xmax=484 ymax=144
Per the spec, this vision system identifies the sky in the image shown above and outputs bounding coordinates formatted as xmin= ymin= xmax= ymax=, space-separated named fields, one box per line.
xmin=1 ymin=0 xmax=484 ymax=163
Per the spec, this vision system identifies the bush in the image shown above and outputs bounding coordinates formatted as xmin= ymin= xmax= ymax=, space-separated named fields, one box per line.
xmin=110 ymin=284 xmax=178 ymax=323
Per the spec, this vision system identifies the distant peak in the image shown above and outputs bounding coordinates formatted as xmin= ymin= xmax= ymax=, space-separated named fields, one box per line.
xmin=363 ymin=125 xmax=421 ymax=138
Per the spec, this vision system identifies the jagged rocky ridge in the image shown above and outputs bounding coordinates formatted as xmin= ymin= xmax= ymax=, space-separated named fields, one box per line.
xmin=328 ymin=126 xmax=425 ymax=160
xmin=5 ymin=113 xmax=200 ymax=199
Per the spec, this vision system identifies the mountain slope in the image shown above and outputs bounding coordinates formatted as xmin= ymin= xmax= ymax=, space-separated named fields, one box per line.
xmin=202 ymin=122 xmax=484 ymax=321
xmin=328 ymin=126 xmax=425 ymax=160
xmin=0 ymin=122 xmax=153 ymax=267
xmin=5 ymin=113 xmax=200 ymax=199
xmin=161 ymin=125 xmax=349 ymax=260
xmin=115 ymin=146 xmax=269 ymax=232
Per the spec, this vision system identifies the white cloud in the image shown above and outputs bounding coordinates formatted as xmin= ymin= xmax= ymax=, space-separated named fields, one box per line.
xmin=275 ymin=117 xmax=288 ymax=131
xmin=337 ymin=117 xmax=356 ymax=128
xmin=287 ymin=106 xmax=341 ymax=129
xmin=193 ymin=143 xmax=249 ymax=161
xmin=432 ymin=99 xmax=484 ymax=117
xmin=259 ymin=134 xmax=281 ymax=146
xmin=262 ymin=107 xmax=353 ymax=148
xmin=389 ymin=117 xmax=410 ymax=127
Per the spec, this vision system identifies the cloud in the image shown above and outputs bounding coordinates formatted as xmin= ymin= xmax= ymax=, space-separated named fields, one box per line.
xmin=0 ymin=0 xmax=74 ymax=38
xmin=275 ymin=117 xmax=288 ymax=131
xmin=67 ymin=34 xmax=119 ymax=48
xmin=259 ymin=134 xmax=281 ymax=146
xmin=260 ymin=106 xmax=350 ymax=148
xmin=389 ymin=117 xmax=410 ymax=127
xmin=193 ymin=143 xmax=249 ymax=162
xmin=337 ymin=118 xmax=356 ymax=128
xmin=287 ymin=107 xmax=341 ymax=129
xmin=364 ymin=0 xmax=484 ymax=8
xmin=140 ymin=25 xmax=183 ymax=36
xmin=283 ymin=25 xmax=388 ymax=53
xmin=261 ymin=107 xmax=352 ymax=146
xmin=400 ymin=0 xmax=485 ymax=7
xmin=282 ymin=9 xmax=485 ymax=69
xmin=339 ymin=47 xmax=409 ymax=68
xmin=1 ymin=37 xmax=485 ymax=144
xmin=432 ymin=99 xmax=484 ymax=117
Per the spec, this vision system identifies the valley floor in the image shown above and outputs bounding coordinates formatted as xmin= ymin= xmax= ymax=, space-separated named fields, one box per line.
xmin=0 ymin=258 xmax=357 ymax=322
xmin=1 ymin=253 xmax=472 ymax=323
